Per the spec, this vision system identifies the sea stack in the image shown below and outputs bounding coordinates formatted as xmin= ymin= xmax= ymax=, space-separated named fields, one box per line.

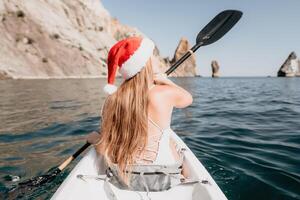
xmin=168 ymin=37 xmax=197 ymax=77
xmin=211 ymin=60 xmax=220 ymax=78
xmin=277 ymin=52 xmax=299 ymax=77
xmin=296 ymin=60 xmax=300 ymax=77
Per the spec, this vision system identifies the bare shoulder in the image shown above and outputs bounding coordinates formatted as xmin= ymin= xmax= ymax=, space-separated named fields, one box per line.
xmin=148 ymin=85 xmax=174 ymax=105
xmin=149 ymin=84 xmax=172 ymax=94
xmin=149 ymin=84 xmax=193 ymax=109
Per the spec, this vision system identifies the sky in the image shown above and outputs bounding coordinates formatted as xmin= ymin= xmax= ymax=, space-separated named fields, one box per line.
xmin=102 ymin=0 xmax=300 ymax=77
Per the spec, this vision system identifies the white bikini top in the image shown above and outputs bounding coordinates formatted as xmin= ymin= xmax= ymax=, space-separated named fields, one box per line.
xmin=135 ymin=84 xmax=177 ymax=165
xmin=142 ymin=118 xmax=177 ymax=165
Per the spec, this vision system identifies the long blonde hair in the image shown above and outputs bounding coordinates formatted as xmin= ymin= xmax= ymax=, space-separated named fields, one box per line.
xmin=96 ymin=58 xmax=154 ymax=183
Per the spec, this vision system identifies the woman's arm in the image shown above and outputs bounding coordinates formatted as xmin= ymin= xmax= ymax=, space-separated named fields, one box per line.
xmin=154 ymin=73 xmax=193 ymax=108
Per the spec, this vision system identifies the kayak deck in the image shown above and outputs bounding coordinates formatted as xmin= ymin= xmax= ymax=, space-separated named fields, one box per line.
xmin=51 ymin=133 xmax=227 ymax=200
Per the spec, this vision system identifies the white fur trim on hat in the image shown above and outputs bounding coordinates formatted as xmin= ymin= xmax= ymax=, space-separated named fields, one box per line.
xmin=119 ymin=38 xmax=155 ymax=80
xmin=103 ymin=83 xmax=117 ymax=94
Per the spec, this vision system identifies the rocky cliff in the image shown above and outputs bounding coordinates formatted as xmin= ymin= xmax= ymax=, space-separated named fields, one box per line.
xmin=277 ymin=52 xmax=300 ymax=77
xmin=0 ymin=0 xmax=197 ymax=80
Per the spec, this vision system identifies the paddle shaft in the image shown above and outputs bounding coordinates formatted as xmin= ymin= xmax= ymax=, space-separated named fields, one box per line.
xmin=58 ymin=142 xmax=91 ymax=171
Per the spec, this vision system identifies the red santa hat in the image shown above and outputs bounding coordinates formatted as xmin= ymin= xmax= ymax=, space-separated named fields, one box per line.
xmin=104 ymin=36 xmax=155 ymax=94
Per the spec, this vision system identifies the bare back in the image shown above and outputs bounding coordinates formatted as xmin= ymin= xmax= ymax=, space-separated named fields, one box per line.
xmin=135 ymin=84 xmax=181 ymax=164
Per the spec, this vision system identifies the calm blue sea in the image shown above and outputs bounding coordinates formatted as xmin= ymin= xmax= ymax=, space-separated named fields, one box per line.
xmin=0 ymin=77 xmax=299 ymax=199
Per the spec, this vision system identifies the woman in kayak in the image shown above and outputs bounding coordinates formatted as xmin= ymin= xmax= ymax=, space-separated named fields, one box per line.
xmin=87 ymin=36 xmax=193 ymax=183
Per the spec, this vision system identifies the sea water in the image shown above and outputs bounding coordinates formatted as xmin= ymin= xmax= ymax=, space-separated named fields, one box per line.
xmin=0 ymin=77 xmax=299 ymax=199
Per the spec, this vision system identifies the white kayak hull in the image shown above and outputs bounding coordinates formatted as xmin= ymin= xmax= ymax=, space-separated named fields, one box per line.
xmin=51 ymin=132 xmax=227 ymax=200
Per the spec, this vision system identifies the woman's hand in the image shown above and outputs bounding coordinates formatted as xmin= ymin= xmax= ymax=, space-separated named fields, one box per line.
xmin=153 ymin=73 xmax=175 ymax=86
xmin=86 ymin=131 xmax=101 ymax=145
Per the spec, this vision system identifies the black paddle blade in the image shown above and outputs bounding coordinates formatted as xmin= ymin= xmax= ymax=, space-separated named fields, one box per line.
xmin=16 ymin=167 xmax=61 ymax=188
xmin=5 ymin=167 xmax=62 ymax=199
xmin=196 ymin=10 xmax=243 ymax=46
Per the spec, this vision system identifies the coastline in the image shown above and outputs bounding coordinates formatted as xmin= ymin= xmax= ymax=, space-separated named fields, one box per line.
xmin=0 ymin=75 xmax=104 ymax=80
xmin=2 ymin=76 xmax=298 ymax=81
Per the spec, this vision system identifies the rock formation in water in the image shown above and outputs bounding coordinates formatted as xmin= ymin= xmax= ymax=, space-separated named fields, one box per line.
xmin=164 ymin=37 xmax=197 ymax=77
xmin=296 ymin=60 xmax=300 ymax=77
xmin=211 ymin=60 xmax=220 ymax=78
xmin=277 ymin=52 xmax=299 ymax=77
xmin=0 ymin=0 xmax=197 ymax=80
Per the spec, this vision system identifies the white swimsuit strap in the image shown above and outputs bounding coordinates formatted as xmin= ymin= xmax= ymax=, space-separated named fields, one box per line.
xmin=148 ymin=117 xmax=164 ymax=133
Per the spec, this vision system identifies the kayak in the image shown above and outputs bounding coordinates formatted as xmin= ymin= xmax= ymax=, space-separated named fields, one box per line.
xmin=51 ymin=132 xmax=227 ymax=200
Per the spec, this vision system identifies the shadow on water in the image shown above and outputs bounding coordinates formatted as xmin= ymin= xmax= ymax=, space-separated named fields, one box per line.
xmin=0 ymin=77 xmax=300 ymax=199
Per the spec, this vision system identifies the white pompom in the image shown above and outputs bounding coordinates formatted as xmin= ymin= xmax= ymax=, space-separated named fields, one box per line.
xmin=103 ymin=84 xmax=117 ymax=94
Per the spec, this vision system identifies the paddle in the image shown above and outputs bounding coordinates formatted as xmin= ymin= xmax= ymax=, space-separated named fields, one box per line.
xmin=14 ymin=9 xmax=242 ymax=189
